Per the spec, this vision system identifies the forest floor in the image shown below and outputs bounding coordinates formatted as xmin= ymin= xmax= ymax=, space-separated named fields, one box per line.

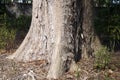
xmin=0 ymin=50 xmax=120 ymax=80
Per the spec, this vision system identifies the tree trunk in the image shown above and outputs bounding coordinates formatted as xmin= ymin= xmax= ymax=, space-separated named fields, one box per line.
xmin=81 ymin=0 xmax=94 ymax=58
xmin=81 ymin=0 xmax=102 ymax=59
xmin=7 ymin=0 xmax=101 ymax=79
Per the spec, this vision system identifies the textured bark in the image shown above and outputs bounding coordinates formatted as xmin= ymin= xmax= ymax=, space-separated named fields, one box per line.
xmin=81 ymin=0 xmax=101 ymax=58
xmin=7 ymin=0 xmax=101 ymax=79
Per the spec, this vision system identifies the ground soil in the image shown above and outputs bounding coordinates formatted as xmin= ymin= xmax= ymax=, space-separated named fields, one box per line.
xmin=0 ymin=50 xmax=120 ymax=80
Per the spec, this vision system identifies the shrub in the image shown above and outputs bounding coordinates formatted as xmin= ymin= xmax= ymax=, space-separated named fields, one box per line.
xmin=94 ymin=46 xmax=111 ymax=69
xmin=0 ymin=26 xmax=16 ymax=50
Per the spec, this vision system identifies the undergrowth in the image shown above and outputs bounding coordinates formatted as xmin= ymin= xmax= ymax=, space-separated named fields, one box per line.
xmin=94 ymin=46 xmax=111 ymax=70
xmin=0 ymin=26 xmax=16 ymax=50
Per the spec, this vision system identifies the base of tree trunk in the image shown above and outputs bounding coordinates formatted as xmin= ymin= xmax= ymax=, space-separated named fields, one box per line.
xmin=7 ymin=0 xmax=102 ymax=79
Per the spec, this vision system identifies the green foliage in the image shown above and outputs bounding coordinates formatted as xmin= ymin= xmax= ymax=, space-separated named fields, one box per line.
xmin=6 ymin=15 xmax=31 ymax=31
xmin=94 ymin=46 xmax=111 ymax=69
xmin=0 ymin=7 xmax=31 ymax=50
xmin=0 ymin=26 xmax=16 ymax=50
xmin=108 ymin=14 xmax=120 ymax=49
xmin=94 ymin=7 xmax=120 ymax=51
xmin=16 ymin=15 xmax=31 ymax=31
xmin=104 ymin=72 xmax=115 ymax=80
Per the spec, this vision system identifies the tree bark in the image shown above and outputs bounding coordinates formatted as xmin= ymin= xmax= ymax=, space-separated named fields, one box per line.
xmin=81 ymin=0 xmax=94 ymax=58
xmin=81 ymin=0 xmax=101 ymax=59
xmin=7 ymin=0 xmax=101 ymax=79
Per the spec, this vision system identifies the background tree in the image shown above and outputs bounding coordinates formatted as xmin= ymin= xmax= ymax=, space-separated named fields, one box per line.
xmin=7 ymin=0 xmax=101 ymax=79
